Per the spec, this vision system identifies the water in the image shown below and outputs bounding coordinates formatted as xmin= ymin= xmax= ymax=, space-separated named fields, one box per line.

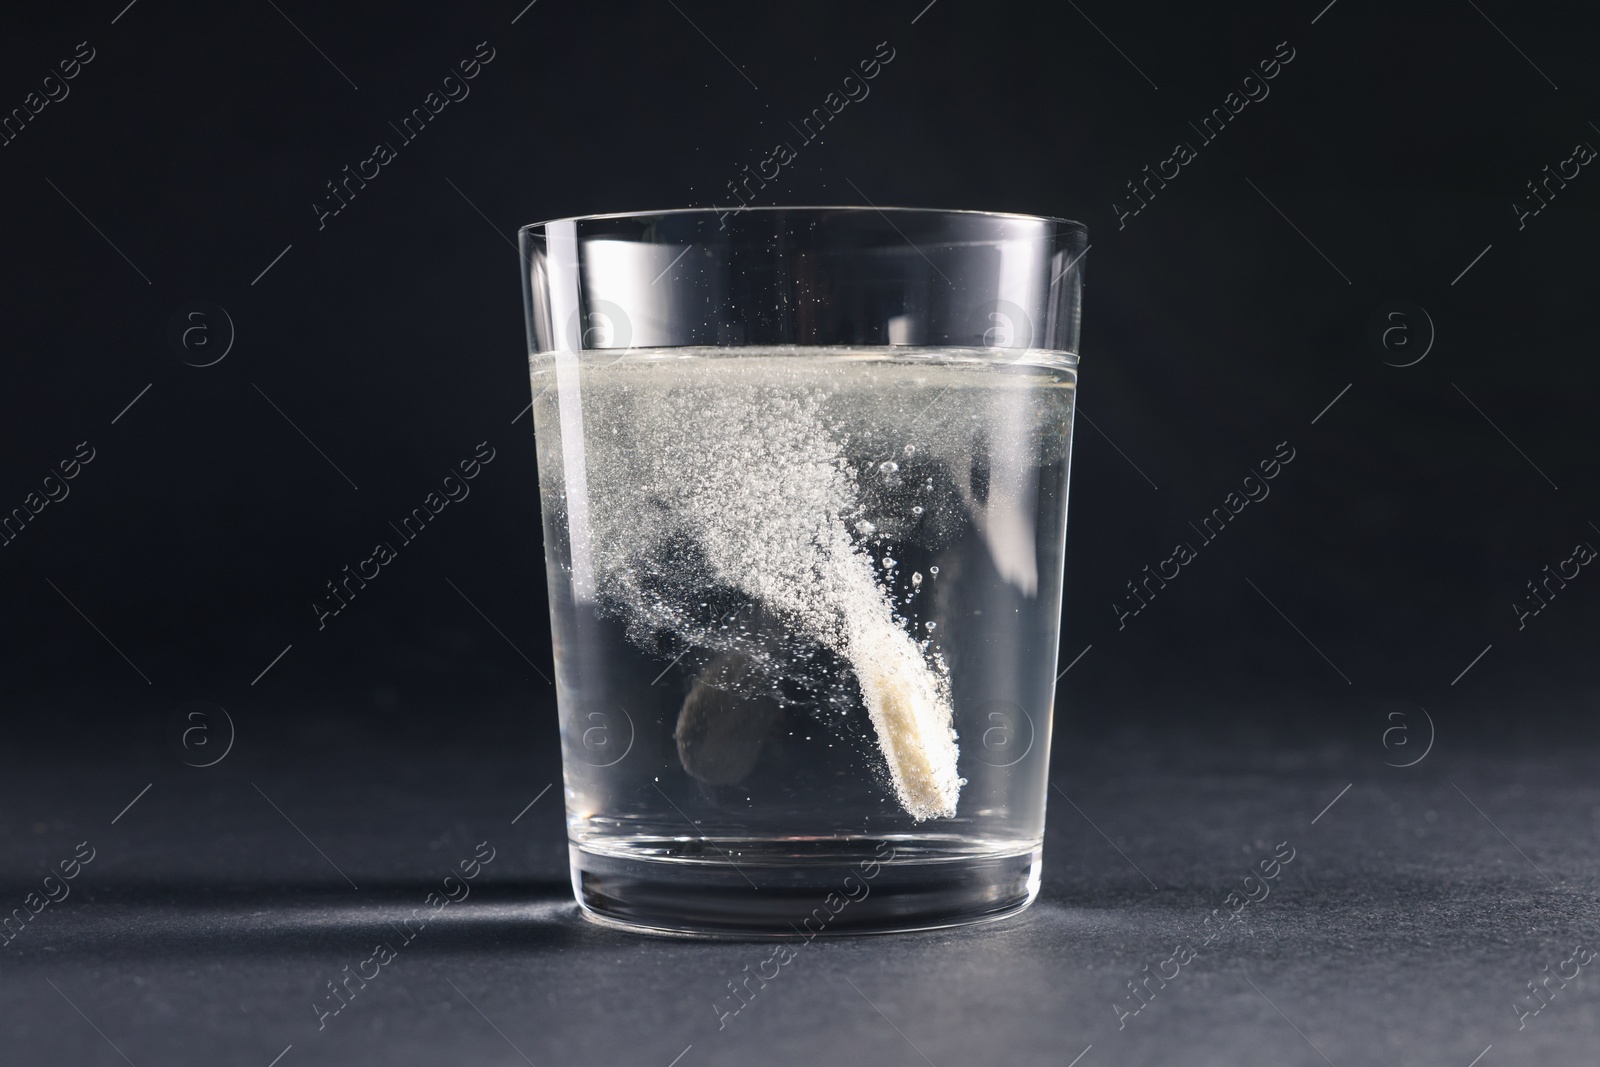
xmin=529 ymin=346 xmax=1077 ymax=933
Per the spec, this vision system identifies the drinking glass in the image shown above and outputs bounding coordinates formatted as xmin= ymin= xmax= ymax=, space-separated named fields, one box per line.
xmin=518 ymin=206 xmax=1086 ymax=935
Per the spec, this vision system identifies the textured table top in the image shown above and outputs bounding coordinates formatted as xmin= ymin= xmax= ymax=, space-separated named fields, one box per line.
xmin=3 ymin=709 xmax=1596 ymax=1067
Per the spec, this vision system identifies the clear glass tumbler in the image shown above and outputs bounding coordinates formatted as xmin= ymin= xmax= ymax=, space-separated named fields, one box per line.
xmin=518 ymin=206 xmax=1086 ymax=935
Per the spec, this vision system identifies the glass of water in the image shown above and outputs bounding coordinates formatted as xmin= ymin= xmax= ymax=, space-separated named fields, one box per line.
xmin=518 ymin=206 xmax=1086 ymax=935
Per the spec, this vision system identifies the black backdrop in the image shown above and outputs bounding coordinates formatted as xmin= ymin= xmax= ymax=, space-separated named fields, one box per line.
xmin=5 ymin=0 xmax=1599 ymax=759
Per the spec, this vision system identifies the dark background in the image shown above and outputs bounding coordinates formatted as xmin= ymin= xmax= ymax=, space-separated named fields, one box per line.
xmin=3 ymin=2 xmax=1598 ymax=1065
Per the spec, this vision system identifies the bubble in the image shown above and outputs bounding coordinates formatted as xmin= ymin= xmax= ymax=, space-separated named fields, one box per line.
xmin=911 ymin=505 xmax=924 ymax=516
xmin=571 ymin=355 xmax=970 ymax=819
xmin=925 ymin=621 xmax=938 ymax=632
xmin=911 ymin=573 xmax=923 ymax=587
xmin=929 ymin=566 xmax=940 ymax=577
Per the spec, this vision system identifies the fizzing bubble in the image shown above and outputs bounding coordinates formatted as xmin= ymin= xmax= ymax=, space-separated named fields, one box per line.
xmin=568 ymin=353 xmax=969 ymax=820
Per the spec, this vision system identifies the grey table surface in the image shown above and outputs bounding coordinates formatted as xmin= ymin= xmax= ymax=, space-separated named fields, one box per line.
xmin=3 ymin=712 xmax=1596 ymax=1067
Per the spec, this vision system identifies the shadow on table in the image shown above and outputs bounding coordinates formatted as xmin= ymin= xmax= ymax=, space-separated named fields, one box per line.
xmin=0 ymin=878 xmax=606 ymax=964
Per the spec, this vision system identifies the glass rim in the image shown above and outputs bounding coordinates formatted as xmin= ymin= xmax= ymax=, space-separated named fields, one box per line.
xmin=519 ymin=205 xmax=1087 ymax=235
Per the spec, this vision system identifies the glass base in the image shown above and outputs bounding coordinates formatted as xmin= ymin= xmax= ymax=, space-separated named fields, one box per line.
xmin=569 ymin=839 xmax=1042 ymax=937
